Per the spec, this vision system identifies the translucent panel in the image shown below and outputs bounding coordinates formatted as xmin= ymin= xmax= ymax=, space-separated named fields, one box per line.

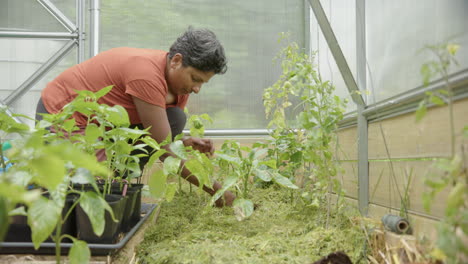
xmin=366 ymin=0 xmax=468 ymax=103
xmin=49 ymin=0 xmax=76 ymax=23
xmin=100 ymin=0 xmax=305 ymax=129
xmin=0 ymin=39 xmax=70 ymax=93
xmin=309 ymin=0 xmax=357 ymax=113
xmin=3 ymin=48 xmax=77 ymax=128
xmin=0 ymin=0 xmax=67 ymax=32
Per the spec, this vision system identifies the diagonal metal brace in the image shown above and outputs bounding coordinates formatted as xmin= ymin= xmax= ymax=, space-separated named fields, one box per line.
xmin=3 ymin=40 xmax=77 ymax=106
xmin=308 ymin=0 xmax=365 ymax=106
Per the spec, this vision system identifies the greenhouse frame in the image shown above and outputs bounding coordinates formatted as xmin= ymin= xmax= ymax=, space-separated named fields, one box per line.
xmin=1 ymin=0 xmax=467 ymax=263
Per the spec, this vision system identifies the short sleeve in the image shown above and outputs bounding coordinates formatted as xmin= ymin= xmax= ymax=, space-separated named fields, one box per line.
xmin=126 ymin=79 xmax=166 ymax=108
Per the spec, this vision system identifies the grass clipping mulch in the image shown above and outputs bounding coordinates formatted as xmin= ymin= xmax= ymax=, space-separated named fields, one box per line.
xmin=137 ymin=186 xmax=366 ymax=264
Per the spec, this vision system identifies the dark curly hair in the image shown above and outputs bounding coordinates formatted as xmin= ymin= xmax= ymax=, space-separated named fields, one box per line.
xmin=169 ymin=26 xmax=227 ymax=74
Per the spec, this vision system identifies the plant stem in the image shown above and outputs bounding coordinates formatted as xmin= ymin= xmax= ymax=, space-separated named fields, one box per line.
xmin=0 ymin=142 xmax=5 ymax=171
xmin=178 ymin=173 xmax=182 ymax=192
xmin=55 ymin=219 xmax=62 ymax=264
xmin=443 ymin=69 xmax=455 ymax=158
xmin=63 ymin=195 xmax=81 ymax=226
xmin=243 ymin=174 xmax=248 ymax=198
xmin=243 ymin=165 xmax=251 ymax=198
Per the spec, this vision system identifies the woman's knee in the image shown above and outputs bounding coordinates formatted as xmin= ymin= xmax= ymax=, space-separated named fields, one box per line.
xmin=166 ymin=107 xmax=186 ymax=137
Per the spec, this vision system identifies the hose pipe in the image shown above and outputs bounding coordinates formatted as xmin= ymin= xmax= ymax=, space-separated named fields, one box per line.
xmin=381 ymin=214 xmax=412 ymax=234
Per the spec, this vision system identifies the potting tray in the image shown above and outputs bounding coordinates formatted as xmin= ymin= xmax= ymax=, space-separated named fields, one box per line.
xmin=0 ymin=203 xmax=157 ymax=256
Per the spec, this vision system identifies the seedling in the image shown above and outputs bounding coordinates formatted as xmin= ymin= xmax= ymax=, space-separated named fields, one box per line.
xmin=213 ymin=140 xmax=298 ymax=221
xmin=263 ymin=36 xmax=346 ymax=225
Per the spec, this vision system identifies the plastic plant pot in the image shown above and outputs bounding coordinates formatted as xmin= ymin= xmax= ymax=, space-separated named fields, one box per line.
xmin=110 ymin=185 xmax=139 ymax=232
xmin=75 ymin=194 xmax=126 ymax=244
xmin=128 ymin=184 xmax=144 ymax=226
xmin=4 ymin=210 xmax=31 ymax=242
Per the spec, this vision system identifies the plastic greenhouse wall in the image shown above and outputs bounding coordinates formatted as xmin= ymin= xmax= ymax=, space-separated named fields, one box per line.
xmin=309 ymin=0 xmax=468 ymax=237
xmin=1 ymin=0 xmax=306 ymax=130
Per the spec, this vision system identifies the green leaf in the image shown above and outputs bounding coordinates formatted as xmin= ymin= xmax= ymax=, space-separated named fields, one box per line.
xmin=71 ymin=168 xmax=98 ymax=186
xmin=84 ymin=124 xmax=102 ymax=144
xmin=184 ymin=159 xmax=210 ymax=188
xmin=28 ymin=196 xmax=62 ymax=249
xmin=48 ymin=180 xmax=68 ymax=209
xmin=104 ymin=105 xmax=130 ymax=127
xmin=146 ymin=149 xmax=167 ymax=171
xmin=8 ymin=171 xmax=33 ymax=187
xmin=111 ymin=127 xmax=148 ymax=140
xmin=170 ymin=140 xmax=187 ymax=159
xmin=290 ymin=151 xmax=303 ymax=163
xmin=420 ymin=63 xmax=432 ymax=86
xmin=445 ymin=182 xmax=466 ymax=217
xmin=233 ymin=198 xmax=254 ymax=221
xmin=210 ymin=176 xmax=237 ymax=206
xmin=30 ymin=154 xmax=66 ymax=190
xmin=199 ymin=113 xmax=213 ymax=123
xmin=165 ymin=183 xmax=177 ymax=202
xmin=463 ymin=126 xmax=468 ymax=138
xmin=415 ymin=100 xmax=427 ymax=122
xmin=95 ymin=85 xmax=113 ymax=99
xmin=430 ymin=95 xmax=445 ymax=106
xmin=254 ymin=168 xmax=272 ymax=182
xmin=63 ymin=118 xmax=76 ymax=133
xmin=69 ymin=239 xmax=90 ymax=264
xmin=113 ymin=140 xmax=132 ymax=155
xmin=272 ymin=173 xmax=298 ymax=189
xmin=0 ymin=184 xmax=41 ymax=206
xmin=149 ymin=170 xmax=167 ymax=198
xmin=79 ymin=192 xmax=116 ymax=237
xmin=163 ymin=156 xmax=181 ymax=175
xmin=36 ymin=119 xmax=52 ymax=129
xmin=55 ymin=143 xmax=108 ymax=177
xmin=260 ymin=159 xmax=277 ymax=169
xmin=8 ymin=206 xmax=27 ymax=216
xmin=253 ymin=148 xmax=268 ymax=160
xmin=0 ymin=197 xmax=9 ymax=241
xmin=140 ymin=136 xmax=160 ymax=150
xmin=216 ymin=153 xmax=241 ymax=166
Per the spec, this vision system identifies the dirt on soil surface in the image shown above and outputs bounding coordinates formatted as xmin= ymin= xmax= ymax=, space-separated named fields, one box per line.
xmin=311 ymin=251 xmax=353 ymax=264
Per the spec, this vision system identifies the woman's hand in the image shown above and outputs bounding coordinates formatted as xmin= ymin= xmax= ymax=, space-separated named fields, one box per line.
xmin=214 ymin=190 xmax=236 ymax=207
xmin=183 ymin=137 xmax=214 ymax=156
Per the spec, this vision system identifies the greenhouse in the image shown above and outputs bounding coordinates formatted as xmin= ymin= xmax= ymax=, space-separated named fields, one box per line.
xmin=0 ymin=0 xmax=467 ymax=263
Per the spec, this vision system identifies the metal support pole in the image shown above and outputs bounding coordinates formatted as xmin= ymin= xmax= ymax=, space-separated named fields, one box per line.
xmin=356 ymin=0 xmax=369 ymax=216
xmin=357 ymin=105 xmax=369 ymax=215
xmin=0 ymin=31 xmax=77 ymax=39
xmin=304 ymin=0 xmax=311 ymax=55
xmin=89 ymin=0 xmax=100 ymax=57
xmin=189 ymin=129 xmax=270 ymax=137
xmin=77 ymin=0 xmax=86 ymax=63
xmin=3 ymin=40 xmax=77 ymax=106
xmin=308 ymin=0 xmax=365 ymax=106
xmin=36 ymin=0 xmax=77 ymax=32
xmin=0 ymin=104 xmax=22 ymax=124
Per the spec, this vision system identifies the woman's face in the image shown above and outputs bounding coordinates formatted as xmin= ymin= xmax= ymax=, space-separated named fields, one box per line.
xmin=166 ymin=53 xmax=215 ymax=95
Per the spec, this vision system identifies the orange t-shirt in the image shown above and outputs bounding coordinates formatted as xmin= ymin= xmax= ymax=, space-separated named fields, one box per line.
xmin=41 ymin=47 xmax=189 ymax=126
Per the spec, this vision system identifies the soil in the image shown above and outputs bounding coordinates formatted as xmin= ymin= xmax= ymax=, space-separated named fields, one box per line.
xmin=311 ymin=251 xmax=353 ymax=264
xmin=136 ymin=184 xmax=366 ymax=264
